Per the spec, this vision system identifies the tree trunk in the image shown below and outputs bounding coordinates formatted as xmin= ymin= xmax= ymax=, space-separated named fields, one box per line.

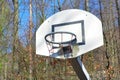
xmin=115 ymin=0 xmax=120 ymax=71
xmin=29 ymin=0 xmax=33 ymax=79
xmin=85 ymin=0 xmax=89 ymax=11
xmin=115 ymin=0 xmax=120 ymax=38
xmin=12 ymin=0 xmax=18 ymax=78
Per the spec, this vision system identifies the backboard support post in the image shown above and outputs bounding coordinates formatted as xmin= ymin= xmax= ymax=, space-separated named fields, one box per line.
xmin=69 ymin=57 xmax=91 ymax=80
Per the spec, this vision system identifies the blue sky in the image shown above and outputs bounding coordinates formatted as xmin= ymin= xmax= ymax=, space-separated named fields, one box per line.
xmin=18 ymin=0 xmax=30 ymax=45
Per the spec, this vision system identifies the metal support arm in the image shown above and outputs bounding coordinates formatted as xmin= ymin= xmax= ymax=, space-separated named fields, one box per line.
xmin=69 ymin=57 xmax=91 ymax=80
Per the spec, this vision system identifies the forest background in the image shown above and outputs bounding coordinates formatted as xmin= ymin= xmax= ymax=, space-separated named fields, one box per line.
xmin=0 ymin=0 xmax=120 ymax=80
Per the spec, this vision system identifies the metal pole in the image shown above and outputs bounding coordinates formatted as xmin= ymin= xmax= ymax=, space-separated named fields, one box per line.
xmin=69 ymin=57 xmax=91 ymax=80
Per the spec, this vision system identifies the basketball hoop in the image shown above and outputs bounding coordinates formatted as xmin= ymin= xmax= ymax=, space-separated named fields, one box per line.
xmin=45 ymin=32 xmax=77 ymax=58
xmin=36 ymin=9 xmax=103 ymax=79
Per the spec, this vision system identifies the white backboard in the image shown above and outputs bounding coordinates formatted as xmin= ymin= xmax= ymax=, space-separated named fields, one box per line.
xmin=36 ymin=9 xmax=104 ymax=59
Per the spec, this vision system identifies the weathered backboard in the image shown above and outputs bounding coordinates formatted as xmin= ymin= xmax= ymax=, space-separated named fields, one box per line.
xmin=36 ymin=9 xmax=103 ymax=59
